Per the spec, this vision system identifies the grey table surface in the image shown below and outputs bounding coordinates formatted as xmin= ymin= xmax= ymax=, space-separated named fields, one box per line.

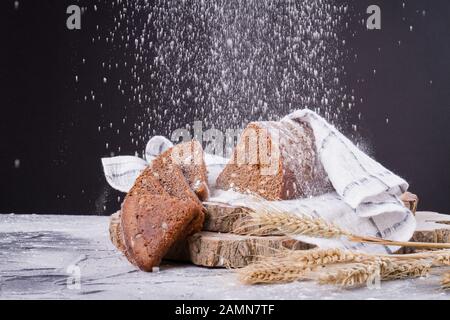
xmin=0 ymin=214 xmax=448 ymax=300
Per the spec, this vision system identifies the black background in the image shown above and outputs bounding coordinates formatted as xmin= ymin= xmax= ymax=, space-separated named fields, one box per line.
xmin=1 ymin=0 xmax=449 ymax=215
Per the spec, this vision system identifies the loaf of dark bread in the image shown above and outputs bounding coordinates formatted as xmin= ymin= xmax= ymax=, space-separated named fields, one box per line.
xmin=216 ymin=120 xmax=331 ymax=200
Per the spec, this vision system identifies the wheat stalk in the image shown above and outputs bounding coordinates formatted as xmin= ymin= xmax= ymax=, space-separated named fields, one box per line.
xmin=376 ymin=250 xmax=450 ymax=267
xmin=317 ymin=262 xmax=380 ymax=287
xmin=442 ymin=272 xmax=450 ymax=290
xmin=432 ymin=251 xmax=450 ymax=266
xmin=260 ymin=247 xmax=450 ymax=267
xmin=238 ymin=248 xmax=360 ymax=285
xmin=317 ymin=259 xmax=431 ymax=288
xmin=238 ymin=207 xmax=450 ymax=249
xmin=275 ymin=248 xmax=368 ymax=265
xmin=235 ymin=199 xmax=449 ymax=288
xmin=381 ymin=259 xmax=431 ymax=280
xmin=235 ymin=210 xmax=350 ymax=238
xmin=347 ymin=234 xmax=450 ymax=250
xmin=238 ymin=258 xmax=313 ymax=284
xmin=238 ymin=248 xmax=448 ymax=287
xmin=239 ymin=248 xmax=372 ymax=285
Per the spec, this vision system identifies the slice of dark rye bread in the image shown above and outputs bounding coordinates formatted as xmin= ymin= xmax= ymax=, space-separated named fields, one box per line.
xmin=121 ymin=193 xmax=203 ymax=271
xmin=120 ymin=140 xmax=208 ymax=271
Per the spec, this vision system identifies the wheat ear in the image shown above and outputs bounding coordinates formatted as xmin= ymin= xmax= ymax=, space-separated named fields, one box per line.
xmin=238 ymin=248 xmax=369 ymax=285
xmin=317 ymin=262 xmax=380 ymax=287
xmin=382 ymin=249 xmax=450 ymax=262
xmin=442 ymin=272 xmax=450 ymax=290
xmin=275 ymin=248 xmax=367 ymax=265
xmin=238 ymin=248 xmax=446 ymax=287
xmin=257 ymin=247 xmax=450 ymax=267
xmin=238 ymin=259 xmax=312 ymax=284
xmin=317 ymin=259 xmax=431 ymax=288
xmin=432 ymin=251 xmax=450 ymax=266
xmin=380 ymin=259 xmax=431 ymax=280
xmin=237 ymin=209 xmax=351 ymax=239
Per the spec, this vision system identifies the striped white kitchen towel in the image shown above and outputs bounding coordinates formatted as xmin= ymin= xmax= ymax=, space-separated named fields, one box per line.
xmin=284 ymin=109 xmax=410 ymax=209
xmin=208 ymin=189 xmax=415 ymax=254
xmin=101 ymin=136 xmax=229 ymax=192
xmin=208 ymin=109 xmax=415 ymax=253
xmin=101 ymin=136 xmax=173 ymax=193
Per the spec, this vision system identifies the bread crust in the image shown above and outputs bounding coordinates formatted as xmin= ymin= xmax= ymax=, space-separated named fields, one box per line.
xmin=216 ymin=121 xmax=331 ymax=200
xmin=121 ymin=193 xmax=202 ymax=271
xmin=118 ymin=141 xmax=209 ymax=271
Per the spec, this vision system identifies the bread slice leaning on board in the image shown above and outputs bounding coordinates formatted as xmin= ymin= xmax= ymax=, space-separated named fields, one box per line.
xmin=118 ymin=141 xmax=209 ymax=271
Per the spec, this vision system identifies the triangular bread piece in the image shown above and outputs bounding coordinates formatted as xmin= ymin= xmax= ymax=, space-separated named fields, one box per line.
xmin=216 ymin=120 xmax=331 ymax=200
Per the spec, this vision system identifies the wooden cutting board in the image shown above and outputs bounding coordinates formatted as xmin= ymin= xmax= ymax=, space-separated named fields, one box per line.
xmin=109 ymin=210 xmax=314 ymax=268
xmin=412 ymin=211 xmax=450 ymax=242
xmin=399 ymin=211 xmax=450 ymax=253
xmin=202 ymin=202 xmax=279 ymax=235
xmin=166 ymin=232 xmax=315 ymax=268
xmin=110 ymin=202 xmax=450 ymax=268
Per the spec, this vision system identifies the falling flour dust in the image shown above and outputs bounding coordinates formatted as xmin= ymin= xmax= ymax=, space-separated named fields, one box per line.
xmin=83 ymin=0 xmax=358 ymax=153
